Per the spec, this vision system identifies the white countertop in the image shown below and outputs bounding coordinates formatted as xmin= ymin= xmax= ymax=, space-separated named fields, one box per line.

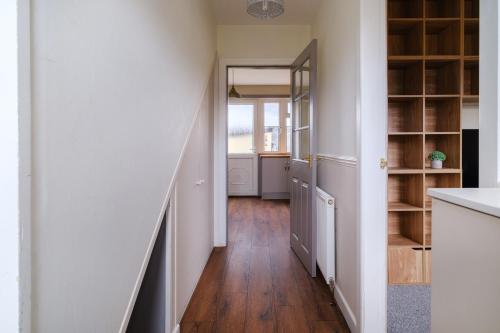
xmin=428 ymin=188 xmax=500 ymax=218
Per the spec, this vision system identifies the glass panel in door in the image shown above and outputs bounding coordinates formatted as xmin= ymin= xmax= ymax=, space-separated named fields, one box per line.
xmin=302 ymin=60 xmax=310 ymax=95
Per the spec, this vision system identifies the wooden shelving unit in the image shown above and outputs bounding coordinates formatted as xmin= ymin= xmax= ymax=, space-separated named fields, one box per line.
xmin=387 ymin=0 xmax=479 ymax=285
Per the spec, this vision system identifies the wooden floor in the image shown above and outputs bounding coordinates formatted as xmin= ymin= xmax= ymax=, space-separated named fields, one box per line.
xmin=180 ymin=197 xmax=350 ymax=333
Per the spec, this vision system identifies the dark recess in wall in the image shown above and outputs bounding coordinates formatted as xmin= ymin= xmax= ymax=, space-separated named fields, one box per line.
xmin=462 ymin=129 xmax=479 ymax=188
xmin=127 ymin=214 xmax=166 ymax=333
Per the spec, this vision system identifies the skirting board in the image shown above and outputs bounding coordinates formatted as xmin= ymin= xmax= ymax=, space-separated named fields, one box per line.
xmin=335 ymin=286 xmax=358 ymax=332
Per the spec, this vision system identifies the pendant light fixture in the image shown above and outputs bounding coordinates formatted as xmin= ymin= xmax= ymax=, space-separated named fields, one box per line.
xmin=228 ymin=68 xmax=241 ymax=98
xmin=247 ymin=0 xmax=284 ymax=20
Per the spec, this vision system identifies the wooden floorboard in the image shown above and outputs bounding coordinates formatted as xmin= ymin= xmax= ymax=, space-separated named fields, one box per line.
xmin=181 ymin=197 xmax=350 ymax=333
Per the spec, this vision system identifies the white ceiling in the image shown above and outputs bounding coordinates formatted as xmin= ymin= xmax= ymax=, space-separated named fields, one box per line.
xmin=210 ymin=0 xmax=322 ymax=25
xmin=230 ymin=68 xmax=290 ymax=85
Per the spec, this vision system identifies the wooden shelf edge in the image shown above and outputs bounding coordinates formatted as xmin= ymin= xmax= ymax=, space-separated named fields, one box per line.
xmin=389 ymin=168 xmax=424 ymax=175
xmin=387 ymin=18 xmax=424 ymax=22
xmin=424 ymin=168 xmax=461 ymax=174
xmin=424 ymin=17 xmax=461 ymax=21
xmin=463 ymin=95 xmax=479 ymax=103
xmin=388 ymin=95 xmax=423 ymax=99
xmin=389 ymin=132 xmax=423 ymax=136
xmin=424 ymin=55 xmax=461 ymax=60
xmin=388 ymin=55 xmax=424 ymax=61
xmin=425 ymin=95 xmax=461 ymax=98
xmin=425 ymin=132 xmax=461 ymax=135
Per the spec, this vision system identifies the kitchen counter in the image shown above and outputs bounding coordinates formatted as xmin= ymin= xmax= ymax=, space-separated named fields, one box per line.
xmin=259 ymin=153 xmax=291 ymax=158
xmin=427 ymin=188 xmax=500 ymax=218
xmin=428 ymin=187 xmax=500 ymax=332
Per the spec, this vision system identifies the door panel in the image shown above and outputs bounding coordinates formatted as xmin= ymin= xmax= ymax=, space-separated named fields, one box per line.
xmin=289 ymin=40 xmax=318 ymax=276
xmin=290 ymin=177 xmax=300 ymax=241
xmin=228 ymin=154 xmax=258 ymax=196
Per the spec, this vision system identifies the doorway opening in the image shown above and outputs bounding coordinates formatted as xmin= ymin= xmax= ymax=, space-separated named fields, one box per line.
xmin=226 ymin=66 xmax=292 ymax=198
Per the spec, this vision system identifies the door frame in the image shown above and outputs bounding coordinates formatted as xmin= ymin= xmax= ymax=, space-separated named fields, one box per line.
xmin=1 ymin=1 xmax=32 ymax=332
xmin=214 ymin=58 xmax=293 ymax=246
xmin=357 ymin=0 xmax=388 ymax=331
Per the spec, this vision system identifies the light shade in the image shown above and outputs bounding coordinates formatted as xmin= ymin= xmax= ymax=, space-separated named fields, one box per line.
xmin=247 ymin=0 xmax=284 ymax=20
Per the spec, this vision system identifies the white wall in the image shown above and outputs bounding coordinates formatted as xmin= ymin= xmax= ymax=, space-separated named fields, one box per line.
xmin=313 ymin=1 xmax=359 ymax=157
xmin=312 ymin=1 xmax=361 ymax=331
xmin=479 ymin=0 xmax=500 ymax=187
xmin=217 ymin=25 xmax=311 ymax=59
xmin=174 ymin=70 xmax=215 ymax=325
xmin=31 ymin=1 xmax=216 ymax=332
xmin=0 ymin=2 xmax=20 ymax=331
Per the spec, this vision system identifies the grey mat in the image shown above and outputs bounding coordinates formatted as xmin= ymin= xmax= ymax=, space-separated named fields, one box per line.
xmin=388 ymin=285 xmax=431 ymax=333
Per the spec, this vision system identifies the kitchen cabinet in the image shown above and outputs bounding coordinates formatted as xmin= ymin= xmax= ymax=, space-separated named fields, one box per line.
xmin=260 ymin=155 xmax=290 ymax=200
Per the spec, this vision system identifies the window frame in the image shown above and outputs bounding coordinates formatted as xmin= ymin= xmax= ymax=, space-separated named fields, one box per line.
xmin=258 ymin=98 xmax=290 ymax=154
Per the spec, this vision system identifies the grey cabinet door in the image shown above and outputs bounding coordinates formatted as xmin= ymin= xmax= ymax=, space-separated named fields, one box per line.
xmin=261 ymin=157 xmax=290 ymax=199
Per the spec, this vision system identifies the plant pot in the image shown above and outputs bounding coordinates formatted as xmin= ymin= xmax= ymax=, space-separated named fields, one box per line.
xmin=431 ymin=160 xmax=443 ymax=169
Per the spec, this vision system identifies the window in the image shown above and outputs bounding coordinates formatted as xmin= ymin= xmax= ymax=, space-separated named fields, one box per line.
xmin=263 ymin=102 xmax=280 ymax=152
xmin=228 ymin=103 xmax=255 ymax=154
xmin=227 ymin=99 xmax=291 ymax=154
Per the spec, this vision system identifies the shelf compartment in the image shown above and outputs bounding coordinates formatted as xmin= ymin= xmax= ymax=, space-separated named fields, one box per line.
xmin=388 ymin=21 xmax=423 ymax=56
xmin=389 ymin=97 xmax=423 ymax=132
xmin=389 ymin=134 xmax=424 ymax=170
xmin=425 ymin=0 xmax=460 ymax=18
xmin=389 ymin=211 xmax=424 ymax=246
xmin=388 ymin=0 xmax=423 ymax=18
xmin=464 ymin=60 xmax=479 ymax=96
xmin=425 ymin=134 xmax=460 ymax=169
xmin=464 ymin=20 xmax=479 ymax=56
xmin=425 ymin=60 xmax=460 ymax=95
xmin=389 ymin=174 xmax=424 ymax=209
xmin=464 ymin=0 xmax=479 ymax=18
xmin=425 ymin=20 xmax=460 ymax=56
xmin=389 ymin=202 xmax=423 ymax=211
xmin=424 ymin=173 xmax=461 ymax=207
xmin=425 ymin=212 xmax=432 ymax=246
xmin=425 ymin=97 xmax=460 ymax=132
xmin=389 ymin=60 xmax=423 ymax=96
xmin=388 ymin=247 xmax=424 ymax=284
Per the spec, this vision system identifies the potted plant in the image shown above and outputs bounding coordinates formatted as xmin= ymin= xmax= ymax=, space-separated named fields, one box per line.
xmin=428 ymin=150 xmax=446 ymax=169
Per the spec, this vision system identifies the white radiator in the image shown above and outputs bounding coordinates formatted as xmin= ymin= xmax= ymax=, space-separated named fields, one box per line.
xmin=316 ymin=187 xmax=336 ymax=286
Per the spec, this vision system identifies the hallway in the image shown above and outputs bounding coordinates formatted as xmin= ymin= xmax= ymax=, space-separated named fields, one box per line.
xmin=180 ymin=198 xmax=350 ymax=332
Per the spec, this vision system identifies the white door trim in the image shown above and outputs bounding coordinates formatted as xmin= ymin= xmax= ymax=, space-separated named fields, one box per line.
xmin=0 ymin=2 xmax=31 ymax=332
xmin=358 ymin=0 xmax=388 ymax=332
xmin=214 ymin=58 xmax=294 ymax=247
